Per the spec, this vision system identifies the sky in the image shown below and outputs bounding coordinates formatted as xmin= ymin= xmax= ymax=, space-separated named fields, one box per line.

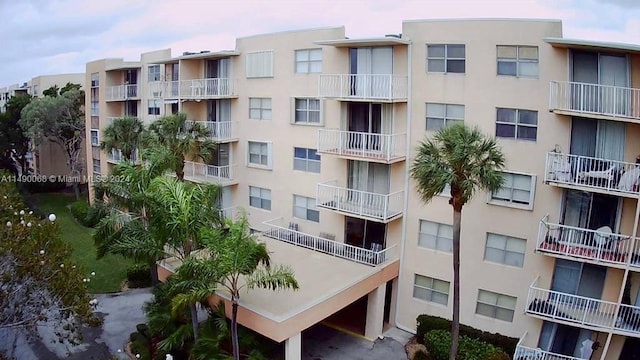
xmin=0 ymin=0 xmax=639 ymax=86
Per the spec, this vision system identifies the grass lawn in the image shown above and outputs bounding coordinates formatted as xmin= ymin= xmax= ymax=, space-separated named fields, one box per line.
xmin=28 ymin=192 xmax=135 ymax=293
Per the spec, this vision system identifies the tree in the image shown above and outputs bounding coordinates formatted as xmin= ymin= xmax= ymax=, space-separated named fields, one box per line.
xmin=149 ymin=176 xmax=223 ymax=340
xmin=42 ymin=85 xmax=60 ymax=98
xmin=0 ymin=171 xmax=96 ymax=357
xmin=99 ymin=116 xmax=144 ymax=161
xmin=143 ymin=112 xmax=217 ymax=180
xmin=0 ymin=94 xmax=32 ymax=175
xmin=172 ymin=217 xmax=299 ymax=360
xmin=410 ymin=124 xmax=505 ymax=360
xmin=19 ymin=87 xmax=85 ymax=199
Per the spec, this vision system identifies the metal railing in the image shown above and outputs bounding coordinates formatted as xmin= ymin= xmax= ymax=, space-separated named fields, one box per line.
xmin=514 ymin=332 xmax=582 ymax=360
xmin=262 ymin=217 xmax=397 ymax=266
xmin=106 ymin=148 xmax=138 ymax=163
xmin=147 ymin=79 xmax=233 ymax=99
xmin=318 ymin=74 xmax=408 ymax=101
xmin=183 ymin=160 xmax=235 ymax=183
xmin=316 ymin=181 xmax=403 ymax=222
xmin=105 ymin=84 xmax=138 ymax=101
xmin=219 ymin=206 xmax=242 ymax=221
xmin=549 ymin=81 xmax=640 ymax=120
xmin=184 ymin=120 xmax=235 ymax=141
xmin=536 ymin=215 xmax=634 ymax=266
xmin=545 ymin=151 xmax=640 ymax=195
xmin=317 ymin=129 xmax=406 ymax=162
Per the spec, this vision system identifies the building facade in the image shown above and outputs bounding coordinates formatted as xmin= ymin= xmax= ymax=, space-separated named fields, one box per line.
xmin=87 ymin=19 xmax=640 ymax=360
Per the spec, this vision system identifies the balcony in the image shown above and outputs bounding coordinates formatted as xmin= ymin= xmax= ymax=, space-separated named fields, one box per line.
xmin=262 ymin=217 xmax=398 ymax=266
xmin=184 ymin=120 xmax=237 ymax=142
xmin=526 ymin=277 xmax=640 ymax=336
xmin=105 ymin=84 xmax=138 ymax=101
xmin=317 ymin=129 xmax=405 ymax=163
xmin=219 ymin=206 xmax=242 ymax=221
xmin=544 ymin=151 xmax=640 ymax=197
xmin=549 ymin=81 xmax=640 ymax=122
xmin=106 ymin=148 xmax=138 ymax=164
xmin=148 ymin=79 xmax=234 ymax=99
xmin=183 ymin=160 xmax=237 ymax=186
xmin=536 ymin=216 xmax=634 ymax=268
xmin=316 ymin=180 xmax=403 ymax=223
xmin=514 ymin=332 xmax=582 ymax=360
xmin=318 ymin=74 xmax=408 ymax=102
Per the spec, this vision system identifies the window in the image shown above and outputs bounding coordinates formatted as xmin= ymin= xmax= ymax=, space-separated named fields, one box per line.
xmin=249 ymin=186 xmax=271 ymax=210
xmin=418 ymin=220 xmax=453 ymax=252
xmin=90 ymin=101 xmax=99 ymax=116
xmin=413 ymin=274 xmax=450 ymax=305
xmin=293 ymin=147 xmax=320 ymax=173
xmin=427 ymin=44 xmax=465 ymax=73
xmin=497 ymin=46 xmax=538 ymax=77
xmin=490 ymin=172 xmax=535 ymax=209
xmin=249 ymin=98 xmax=272 ymax=120
xmin=484 ymin=233 xmax=526 ymax=267
xmin=148 ymin=65 xmax=160 ymax=82
xmin=496 ymin=108 xmax=537 ymax=141
xmin=295 ymin=49 xmax=322 ymax=73
xmin=293 ymin=195 xmax=319 ymax=222
xmin=246 ymin=51 xmax=274 ymax=78
xmin=476 ymin=289 xmax=517 ymax=322
xmin=247 ymin=141 xmax=271 ymax=168
xmin=426 ymin=103 xmax=464 ymax=131
xmin=91 ymin=72 xmax=99 ymax=87
xmin=148 ymin=99 xmax=160 ymax=115
xmin=294 ymin=98 xmax=320 ymax=124
xmin=92 ymin=159 xmax=101 ymax=174
xmin=90 ymin=129 xmax=99 ymax=147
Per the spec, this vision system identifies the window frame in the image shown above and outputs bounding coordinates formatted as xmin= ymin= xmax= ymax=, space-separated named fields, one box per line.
xmin=426 ymin=103 xmax=464 ymax=131
xmin=495 ymin=108 xmax=538 ymax=141
xmin=413 ymin=274 xmax=450 ymax=306
xmin=92 ymin=159 xmax=101 ymax=174
xmin=295 ymin=48 xmax=322 ymax=73
xmin=90 ymin=129 xmax=99 ymax=147
xmin=247 ymin=141 xmax=272 ymax=169
xmin=246 ymin=50 xmax=274 ymax=78
xmin=148 ymin=99 xmax=160 ymax=115
xmin=292 ymin=97 xmax=322 ymax=125
xmin=293 ymin=147 xmax=320 ymax=173
xmin=249 ymin=97 xmax=272 ymax=120
xmin=148 ymin=64 xmax=161 ymax=82
xmin=249 ymin=186 xmax=271 ymax=210
xmin=90 ymin=72 xmax=99 ymax=87
xmin=496 ymin=45 xmax=539 ymax=78
xmin=484 ymin=233 xmax=526 ymax=267
xmin=475 ymin=289 xmax=517 ymax=322
xmin=418 ymin=220 xmax=453 ymax=253
xmin=90 ymin=101 xmax=99 ymax=116
xmin=426 ymin=44 xmax=466 ymax=74
xmin=292 ymin=195 xmax=319 ymax=222
xmin=488 ymin=171 xmax=536 ymax=210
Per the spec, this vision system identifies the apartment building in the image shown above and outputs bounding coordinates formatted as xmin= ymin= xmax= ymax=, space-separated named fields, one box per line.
xmin=87 ymin=19 xmax=640 ymax=360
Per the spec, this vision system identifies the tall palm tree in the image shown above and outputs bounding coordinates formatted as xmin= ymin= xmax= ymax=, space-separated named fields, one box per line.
xmin=143 ymin=111 xmax=217 ymax=180
xmin=100 ymin=116 xmax=144 ymax=161
xmin=149 ymin=176 xmax=223 ymax=340
xmin=172 ymin=217 xmax=299 ymax=360
xmin=410 ymin=123 xmax=505 ymax=360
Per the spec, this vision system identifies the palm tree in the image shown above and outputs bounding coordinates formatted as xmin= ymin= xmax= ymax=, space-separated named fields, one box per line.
xmin=173 ymin=217 xmax=299 ymax=360
xmin=99 ymin=116 xmax=144 ymax=161
xmin=149 ymin=176 xmax=223 ymax=340
xmin=143 ymin=111 xmax=217 ymax=180
xmin=410 ymin=123 xmax=505 ymax=360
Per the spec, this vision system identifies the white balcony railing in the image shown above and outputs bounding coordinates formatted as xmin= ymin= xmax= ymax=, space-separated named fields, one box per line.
xmin=318 ymin=74 xmax=408 ymax=101
xmin=514 ymin=332 xmax=582 ymax=360
xmin=219 ymin=206 xmax=242 ymax=221
xmin=262 ymin=217 xmax=397 ymax=266
xmin=317 ymin=129 xmax=406 ymax=162
xmin=184 ymin=120 xmax=235 ymax=141
xmin=316 ymin=181 xmax=403 ymax=222
xmin=550 ymin=80 xmax=640 ymax=120
xmin=526 ymin=277 xmax=640 ymax=335
xmin=536 ymin=215 xmax=634 ymax=267
xmin=105 ymin=84 xmax=138 ymax=101
xmin=106 ymin=148 xmax=138 ymax=163
xmin=147 ymin=79 xmax=233 ymax=99
xmin=545 ymin=151 xmax=640 ymax=195
xmin=183 ymin=160 xmax=235 ymax=183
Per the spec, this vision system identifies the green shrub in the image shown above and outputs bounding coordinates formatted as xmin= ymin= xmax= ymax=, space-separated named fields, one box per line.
xmin=127 ymin=264 xmax=152 ymax=288
xmin=416 ymin=314 xmax=518 ymax=356
xmin=85 ymin=201 xmax=108 ymax=227
xmin=69 ymin=200 xmax=89 ymax=225
xmin=136 ymin=323 xmax=151 ymax=341
xmin=425 ymin=330 xmax=508 ymax=360
xmin=130 ymin=338 xmax=151 ymax=360
xmin=413 ymin=349 xmax=430 ymax=360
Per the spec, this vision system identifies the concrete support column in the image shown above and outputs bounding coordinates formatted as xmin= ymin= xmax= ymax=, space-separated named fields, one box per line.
xmin=285 ymin=332 xmax=302 ymax=360
xmin=365 ymin=283 xmax=386 ymax=340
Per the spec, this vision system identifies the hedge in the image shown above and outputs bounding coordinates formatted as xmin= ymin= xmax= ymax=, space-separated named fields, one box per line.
xmin=425 ymin=330 xmax=509 ymax=360
xmin=127 ymin=264 xmax=152 ymax=289
xmin=417 ymin=314 xmax=518 ymax=356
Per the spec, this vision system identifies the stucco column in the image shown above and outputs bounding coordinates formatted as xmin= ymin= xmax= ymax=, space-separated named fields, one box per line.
xmin=285 ymin=332 xmax=302 ymax=360
xmin=365 ymin=283 xmax=386 ymax=340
